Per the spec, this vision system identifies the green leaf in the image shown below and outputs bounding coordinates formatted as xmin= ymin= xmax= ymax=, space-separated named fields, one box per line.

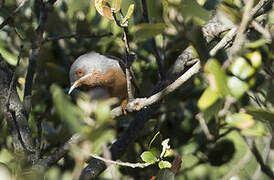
xmin=245 ymin=51 xmax=262 ymax=68
xmin=205 ymin=59 xmax=230 ymax=97
xmin=158 ymin=161 xmax=172 ymax=169
xmin=95 ymin=100 xmax=112 ymax=123
xmin=149 ymin=131 xmax=160 ymax=149
xmin=227 ymin=76 xmax=249 ymax=99
xmin=112 ymin=0 xmax=122 ymax=12
xmin=0 ymin=45 xmax=17 ymax=66
xmin=133 ymin=23 xmax=166 ymax=42
xmin=121 ymin=4 xmax=134 ymax=24
xmin=229 ymin=57 xmax=255 ymax=79
xmin=226 ymin=113 xmax=255 ymax=129
xmin=50 ymin=84 xmax=83 ymax=133
xmin=14 ymin=25 xmax=25 ymax=40
xmin=179 ymin=0 xmax=211 ymax=24
xmin=246 ymin=107 xmax=274 ymax=122
xmin=244 ymin=39 xmax=267 ymax=49
xmin=140 ymin=151 xmax=158 ymax=164
xmin=198 ymin=87 xmax=219 ymax=111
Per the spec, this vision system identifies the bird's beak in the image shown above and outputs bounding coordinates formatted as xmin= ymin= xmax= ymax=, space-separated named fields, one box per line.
xmin=68 ymin=81 xmax=80 ymax=94
xmin=68 ymin=74 xmax=92 ymax=94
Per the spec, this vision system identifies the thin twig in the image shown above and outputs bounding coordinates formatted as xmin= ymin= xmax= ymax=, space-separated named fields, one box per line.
xmin=89 ymin=153 xmax=150 ymax=168
xmin=196 ymin=113 xmax=214 ymax=140
xmin=111 ymin=9 xmax=134 ymax=101
xmin=44 ymin=32 xmax=113 ymax=42
xmin=0 ymin=0 xmax=28 ymax=30
xmin=251 ymin=20 xmax=272 ymax=43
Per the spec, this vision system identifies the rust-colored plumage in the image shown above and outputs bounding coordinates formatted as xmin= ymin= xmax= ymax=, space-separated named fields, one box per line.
xmin=69 ymin=52 xmax=128 ymax=113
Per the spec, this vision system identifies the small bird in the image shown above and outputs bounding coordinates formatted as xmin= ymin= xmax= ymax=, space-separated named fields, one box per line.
xmin=68 ymin=52 xmax=128 ymax=113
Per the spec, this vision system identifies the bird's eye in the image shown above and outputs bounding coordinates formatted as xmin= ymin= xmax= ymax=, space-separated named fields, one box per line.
xmin=77 ymin=68 xmax=85 ymax=77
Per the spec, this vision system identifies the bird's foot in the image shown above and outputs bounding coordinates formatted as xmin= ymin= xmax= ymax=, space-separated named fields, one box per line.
xmin=121 ymin=99 xmax=128 ymax=115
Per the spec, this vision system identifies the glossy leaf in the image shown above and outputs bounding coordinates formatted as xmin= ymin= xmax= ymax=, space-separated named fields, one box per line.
xmin=198 ymin=87 xmax=219 ymax=111
xmin=0 ymin=46 xmax=17 ymax=66
xmin=245 ymin=51 xmax=262 ymax=68
xmin=226 ymin=113 xmax=255 ymax=129
xmin=227 ymin=76 xmax=249 ymax=99
xmin=121 ymin=4 xmax=134 ymax=24
xmin=134 ymin=23 xmax=166 ymax=42
xmin=112 ymin=0 xmax=121 ymax=12
xmin=158 ymin=161 xmax=172 ymax=169
xmin=141 ymin=151 xmax=158 ymax=164
xmin=205 ymin=59 xmax=230 ymax=97
xmin=95 ymin=0 xmax=114 ymax=20
xmin=229 ymin=57 xmax=255 ymax=79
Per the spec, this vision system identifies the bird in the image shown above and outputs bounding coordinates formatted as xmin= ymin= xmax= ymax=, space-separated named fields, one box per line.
xmin=68 ymin=52 xmax=128 ymax=114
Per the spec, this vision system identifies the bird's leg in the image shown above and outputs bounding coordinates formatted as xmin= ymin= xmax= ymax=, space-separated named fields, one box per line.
xmin=121 ymin=98 xmax=128 ymax=115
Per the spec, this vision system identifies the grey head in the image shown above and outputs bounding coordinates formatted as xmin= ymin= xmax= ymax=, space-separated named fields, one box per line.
xmin=68 ymin=52 xmax=122 ymax=94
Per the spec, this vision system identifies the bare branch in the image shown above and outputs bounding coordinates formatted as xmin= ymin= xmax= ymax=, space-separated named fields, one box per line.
xmin=89 ymin=154 xmax=150 ymax=168
xmin=23 ymin=0 xmax=57 ymax=115
xmin=35 ymin=133 xmax=81 ymax=168
xmin=44 ymin=32 xmax=113 ymax=42
xmin=251 ymin=20 xmax=272 ymax=43
xmin=196 ymin=113 xmax=214 ymax=141
xmin=111 ymin=61 xmax=201 ymax=118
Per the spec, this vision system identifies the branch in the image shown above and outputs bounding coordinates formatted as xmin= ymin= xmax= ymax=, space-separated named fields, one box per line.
xmin=111 ymin=61 xmax=201 ymax=118
xmin=0 ymin=0 xmax=28 ymax=30
xmin=23 ymin=0 xmax=57 ymax=115
xmin=0 ymin=54 xmax=35 ymax=156
xmin=34 ymin=133 xmax=81 ymax=168
xmin=111 ymin=9 xmax=134 ymax=101
xmin=43 ymin=32 xmax=113 ymax=42
xmin=196 ymin=113 xmax=214 ymax=141
xmin=89 ymin=154 xmax=150 ymax=168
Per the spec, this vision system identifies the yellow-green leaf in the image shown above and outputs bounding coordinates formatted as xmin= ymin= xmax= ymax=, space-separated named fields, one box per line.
xmin=121 ymin=4 xmax=134 ymax=24
xmin=226 ymin=113 xmax=255 ymax=129
xmin=198 ymin=87 xmax=219 ymax=111
xmin=205 ymin=59 xmax=230 ymax=97
xmin=245 ymin=51 xmax=262 ymax=68
xmin=158 ymin=161 xmax=172 ymax=169
xmin=227 ymin=76 xmax=249 ymax=99
xmin=229 ymin=57 xmax=255 ymax=79
xmin=112 ymin=0 xmax=121 ymax=12
xmin=141 ymin=151 xmax=158 ymax=164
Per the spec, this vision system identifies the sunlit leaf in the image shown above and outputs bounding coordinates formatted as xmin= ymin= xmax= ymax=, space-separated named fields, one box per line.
xmin=141 ymin=151 xmax=158 ymax=164
xmin=112 ymin=0 xmax=121 ymax=12
xmin=244 ymin=39 xmax=267 ymax=49
xmin=95 ymin=0 xmax=114 ymax=20
xmin=121 ymin=4 xmax=134 ymax=24
xmin=205 ymin=59 xmax=230 ymax=97
xmin=198 ymin=87 xmax=219 ymax=111
xmin=227 ymin=76 xmax=249 ymax=99
xmin=149 ymin=131 xmax=160 ymax=149
xmin=134 ymin=23 xmax=166 ymax=42
xmin=0 ymin=45 xmax=17 ymax=66
xmin=229 ymin=57 xmax=255 ymax=80
xmin=158 ymin=161 xmax=172 ymax=169
xmin=226 ymin=113 xmax=255 ymax=129
xmin=245 ymin=51 xmax=262 ymax=68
